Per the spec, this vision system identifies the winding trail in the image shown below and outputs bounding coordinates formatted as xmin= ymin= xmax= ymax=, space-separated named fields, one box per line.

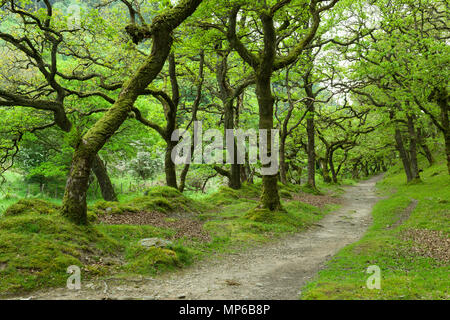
xmin=14 ymin=175 xmax=382 ymax=300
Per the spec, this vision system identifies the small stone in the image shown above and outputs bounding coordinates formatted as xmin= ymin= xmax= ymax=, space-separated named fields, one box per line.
xmin=85 ymin=283 xmax=95 ymax=289
xmin=139 ymin=238 xmax=173 ymax=249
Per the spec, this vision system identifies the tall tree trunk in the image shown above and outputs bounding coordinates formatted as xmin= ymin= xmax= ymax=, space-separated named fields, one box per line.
xmin=394 ymin=129 xmax=414 ymax=183
xmin=421 ymin=143 xmax=434 ymax=167
xmin=240 ymin=158 xmax=249 ymax=184
xmin=437 ymin=91 xmax=450 ymax=175
xmin=256 ymin=77 xmax=281 ymax=210
xmin=245 ymin=160 xmax=254 ymax=185
xmin=407 ymin=114 xmax=421 ymax=181
xmin=362 ymin=161 xmax=370 ymax=177
xmin=61 ymin=0 xmax=202 ymax=224
xmin=445 ymin=129 xmax=450 ymax=175
xmin=165 ymin=140 xmax=178 ymax=189
xmin=320 ymin=158 xmax=332 ymax=183
xmin=225 ymin=102 xmax=241 ymax=190
xmin=429 ymin=87 xmax=449 ymax=174
xmin=92 ymin=155 xmax=118 ymax=202
xmin=352 ymin=161 xmax=360 ymax=180
xmin=279 ymin=135 xmax=288 ymax=185
xmin=329 ymin=149 xmax=338 ymax=183
xmin=416 ymin=127 xmax=434 ymax=167
xmin=178 ymin=164 xmax=190 ymax=193
xmin=220 ymin=69 xmax=241 ymax=189
xmin=306 ymin=102 xmax=316 ymax=188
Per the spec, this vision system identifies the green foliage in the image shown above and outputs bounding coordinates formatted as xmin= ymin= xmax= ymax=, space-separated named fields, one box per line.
xmin=129 ymin=151 xmax=163 ymax=181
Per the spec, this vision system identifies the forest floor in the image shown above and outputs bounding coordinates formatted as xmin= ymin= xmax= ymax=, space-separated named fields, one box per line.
xmin=11 ymin=176 xmax=382 ymax=300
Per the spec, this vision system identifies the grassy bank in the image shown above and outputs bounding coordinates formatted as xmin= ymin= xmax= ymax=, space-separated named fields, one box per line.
xmin=301 ymin=160 xmax=450 ymax=300
xmin=0 ymin=182 xmax=340 ymax=297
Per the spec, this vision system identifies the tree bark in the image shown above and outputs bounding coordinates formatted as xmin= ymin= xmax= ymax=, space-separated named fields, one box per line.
xmin=279 ymin=135 xmax=288 ymax=185
xmin=394 ymin=128 xmax=414 ymax=183
xmin=428 ymin=87 xmax=449 ymax=174
xmin=61 ymin=0 xmax=203 ymax=224
xmin=406 ymin=114 xmax=421 ymax=181
xmin=217 ymin=53 xmax=242 ymax=190
xmin=223 ymin=99 xmax=241 ymax=190
xmin=306 ymin=102 xmax=316 ymax=188
xmin=437 ymin=90 xmax=450 ymax=175
xmin=92 ymin=155 xmax=118 ymax=202
xmin=362 ymin=161 xmax=370 ymax=177
xmin=352 ymin=161 xmax=360 ymax=180
xmin=320 ymin=158 xmax=332 ymax=183
xmin=417 ymin=127 xmax=434 ymax=167
xmin=329 ymin=149 xmax=338 ymax=183
xmin=165 ymin=140 xmax=178 ymax=189
xmin=256 ymin=74 xmax=281 ymax=210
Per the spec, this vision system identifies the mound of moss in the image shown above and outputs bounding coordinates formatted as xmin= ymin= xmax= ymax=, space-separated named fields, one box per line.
xmin=207 ymin=183 xmax=264 ymax=207
xmin=123 ymin=244 xmax=194 ymax=275
xmin=144 ymin=186 xmax=185 ymax=199
xmin=0 ymin=212 xmax=120 ymax=295
xmin=92 ymin=201 xmax=139 ymax=216
xmin=207 ymin=186 xmax=241 ymax=206
xmin=245 ymin=207 xmax=298 ymax=226
xmin=92 ymin=186 xmax=206 ymax=216
xmin=4 ymin=199 xmax=59 ymax=217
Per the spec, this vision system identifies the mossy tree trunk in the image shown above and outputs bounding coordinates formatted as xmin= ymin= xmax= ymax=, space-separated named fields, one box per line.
xmin=61 ymin=0 xmax=203 ymax=224
xmin=165 ymin=140 xmax=178 ymax=189
xmin=417 ymin=127 xmax=434 ymax=167
xmin=406 ymin=113 xmax=421 ymax=181
xmin=216 ymin=51 xmax=253 ymax=190
xmin=279 ymin=134 xmax=288 ymax=185
xmin=394 ymin=128 xmax=414 ymax=183
xmin=178 ymin=164 xmax=190 ymax=193
xmin=92 ymin=155 xmax=118 ymax=202
xmin=255 ymin=13 xmax=281 ymax=211
xmin=329 ymin=149 xmax=338 ymax=184
xmin=224 ymin=99 xmax=242 ymax=190
xmin=224 ymin=2 xmax=335 ymax=210
xmin=436 ymin=90 xmax=450 ymax=175
xmin=302 ymin=67 xmax=317 ymax=189
xmin=425 ymin=87 xmax=449 ymax=174
xmin=352 ymin=160 xmax=360 ymax=180
xmin=320 ymin=158 xmax=332 ymax=183
xmin=306 ymin=102 xmax=316 ymax=188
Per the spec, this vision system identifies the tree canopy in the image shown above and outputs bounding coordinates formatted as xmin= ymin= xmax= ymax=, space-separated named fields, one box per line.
xmin=0 ymin=0 xmax=448 ymax=225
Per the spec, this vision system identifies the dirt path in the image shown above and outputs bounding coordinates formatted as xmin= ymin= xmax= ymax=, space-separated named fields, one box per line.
xmin=14 ymin=176 xmax=382 ymax=300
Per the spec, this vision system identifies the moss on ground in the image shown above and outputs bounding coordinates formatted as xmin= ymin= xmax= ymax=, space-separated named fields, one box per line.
xmin=4 ymin=199 xmax=59 ymax=217
xmin=0 ymin=211 xmax=120 ymax=295
xmin=92 ymin=186 xmax=206 ymax=216
xmin=0 ymin=182 xmax=331 ymax=297
xmin=206 ymin=182 xmax=304 ymax=206
xmin=123 ymin=245 xmax=195 ymax=275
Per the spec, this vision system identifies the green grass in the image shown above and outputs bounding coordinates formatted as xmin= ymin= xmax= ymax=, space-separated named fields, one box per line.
xmin=301 ymin=159 xmax=450 ymax=300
